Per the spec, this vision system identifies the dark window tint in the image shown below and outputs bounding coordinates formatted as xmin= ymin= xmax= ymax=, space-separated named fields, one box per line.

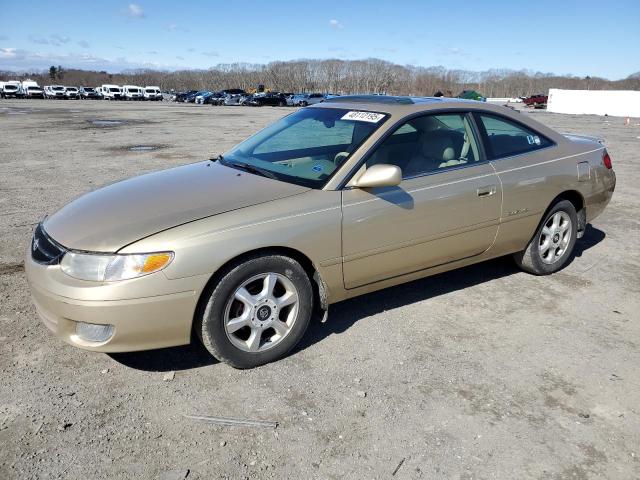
xmin=366 ymin=113 xmax=481 ymax=178
xmin=478 ymin=114 xmax=552 ymax=158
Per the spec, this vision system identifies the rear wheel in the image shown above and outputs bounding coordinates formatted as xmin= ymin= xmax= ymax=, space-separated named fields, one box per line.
xmin=197 ymin=254 xmax=313 ymax=368
xmin=513 ymin=200 xmax=577 ymax=275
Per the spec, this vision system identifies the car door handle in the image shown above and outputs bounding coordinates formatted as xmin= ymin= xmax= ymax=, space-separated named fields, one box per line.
xmin=477 ymin=185 xmax=497 ymax=197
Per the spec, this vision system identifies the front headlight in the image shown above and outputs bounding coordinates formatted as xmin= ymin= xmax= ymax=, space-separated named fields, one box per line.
xmin=60 ymin=251 xmax=174 ymax=282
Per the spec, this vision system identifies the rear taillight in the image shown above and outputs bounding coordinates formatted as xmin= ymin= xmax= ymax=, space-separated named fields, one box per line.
xmin=603 ymin=151 xmax=612 ymax=169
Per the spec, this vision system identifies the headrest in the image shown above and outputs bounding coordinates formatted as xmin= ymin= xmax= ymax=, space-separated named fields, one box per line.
xmin=419 ymin=131 xmax=456 ymax=161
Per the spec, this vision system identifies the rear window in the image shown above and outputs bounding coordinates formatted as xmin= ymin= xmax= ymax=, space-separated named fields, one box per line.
xmin=477 ymin=114 xmax=552 ymax=159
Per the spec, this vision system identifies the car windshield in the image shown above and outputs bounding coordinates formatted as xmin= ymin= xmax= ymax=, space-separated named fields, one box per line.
xmin=222 ymin=107 xmax=387 ymax=188
xmin=109 ymin=88 xmax=119 ymax=92
xmin=53 ymin=86 xmax=64 ymax=91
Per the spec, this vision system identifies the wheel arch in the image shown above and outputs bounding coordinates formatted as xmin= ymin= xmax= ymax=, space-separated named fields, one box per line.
xmin=525 ymin=189 xmax=586 ymax=248
xmin=549 ymin=190 xmax=586 ymax=235
xmin=192 ymin=246 xmax=328 ymax=334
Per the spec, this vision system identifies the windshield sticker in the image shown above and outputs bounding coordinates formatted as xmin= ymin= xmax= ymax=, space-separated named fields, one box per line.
xmin=341 ymin=111 xmax=385 ymax=123
xmin=312 ymin=164 xmax=323 ymax=172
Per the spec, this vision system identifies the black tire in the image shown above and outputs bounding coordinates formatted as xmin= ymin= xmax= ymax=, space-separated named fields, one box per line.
xmin=513 ymin=199 xmax=578 ymax=275
xmin=301 ymin=101 xmax=308 ymax=107
xmin=196 ymin=254 xmax=313 ymax=369
xmin=278 ymin=100 xmax=285 ymax=107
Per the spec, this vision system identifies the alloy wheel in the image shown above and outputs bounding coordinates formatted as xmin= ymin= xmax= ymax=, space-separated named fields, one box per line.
xmin=223 ymin=273 xmax=299 ymax=353
xmin=539 ymin=211 xmax=572 ymax=264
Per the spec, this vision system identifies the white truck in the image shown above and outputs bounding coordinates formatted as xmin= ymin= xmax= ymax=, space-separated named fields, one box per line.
xmin=21 ymin=80 xmax=44 ymax=99
xmin=143 ymin=86 xmax=162 ymax=101
xmin=122 ymin=85 xmax=144 ymax=100
xmin=0 ymin=81 xmax=23 ymax=98
xmin=101 ymin=84 xmax=123 ymax=100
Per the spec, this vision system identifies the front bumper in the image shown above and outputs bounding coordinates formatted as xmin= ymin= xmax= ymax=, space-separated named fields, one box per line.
xmin=25 ymin=249 xmax=210 ymax=353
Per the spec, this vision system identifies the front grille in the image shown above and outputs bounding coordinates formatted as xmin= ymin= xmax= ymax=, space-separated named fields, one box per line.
xmin=31 ymin=224 xmax=66 ymax=265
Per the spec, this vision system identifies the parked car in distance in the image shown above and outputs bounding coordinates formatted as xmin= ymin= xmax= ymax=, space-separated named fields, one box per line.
xmin=245 ymin=92 xmax=287 ymax=107
xmin=64 ymin=86 xmax=80 ymax=99
xmin=79 ymin=87 xmax=100 ymax=99
xmin=173 ymin=90 xmax=197 ymax=102
xmin=0 ymin=81 xmax=23 ymax=98
xmin=206 ymin=92 xmax=225 ymax=105
xmin=523 ymin=94 xmax=548 ymax=109
xmin=223 ymin=93 xmax=250 ymax=106
xmin=122 ymin=85 xmax=144 ymax=100
xmin=144 ymin=86 xmax=162 ymax=101
xmin=287 ymin=93 xmax=304 ymax=106
xmin=298 ymin=93 xmax=327 ymax=106
xmin=25 ymin=96 xmax=616 ymax=369
xmin=194 ymin=91 xmax=214 ymax=104
xmin=101 ymin=84 xmax=123 ymax=100
xmin=186 ymin=90 xmax=208 ymax=103
xmin=21 ymin=80 xmax=44 ymax=99
xmin=43 ymin=85 xmax=66 ymax=99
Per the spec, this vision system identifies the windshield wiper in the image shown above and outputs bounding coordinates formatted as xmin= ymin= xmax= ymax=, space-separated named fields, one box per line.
xmin=220 ymin=158 xmax=279 ymax=180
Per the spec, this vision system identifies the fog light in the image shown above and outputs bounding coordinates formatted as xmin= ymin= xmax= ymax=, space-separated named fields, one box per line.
xmin=75 ymin=322 xmax=114 ymax=343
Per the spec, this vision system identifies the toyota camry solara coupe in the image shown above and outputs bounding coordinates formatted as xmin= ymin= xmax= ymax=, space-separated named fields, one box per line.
xmin=26 ymin=96 xmax=616 ymax=368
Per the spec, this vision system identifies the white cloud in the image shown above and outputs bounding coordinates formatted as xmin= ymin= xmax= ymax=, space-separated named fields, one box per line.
xmin=329 ymin=19 xmax=344 ymax=30
xmin=0 ymin=48 xmax=22 ymax=59
xmin=164 ymin=23 xmax=188 ymax=32
xmin=0 ymin=48 xmax=176 ymax=72
xmin=201 ymin=51 xmax=219 ymax=57
xmin=28 ymin=34 xmax=72 ymax=47
xmin=51 ymin=34 xmax=70 ymax=45
xmin=77 ymin=40 xmax=90 ymax=48
xmin=126 ymin=4 xmax=145 ymax=18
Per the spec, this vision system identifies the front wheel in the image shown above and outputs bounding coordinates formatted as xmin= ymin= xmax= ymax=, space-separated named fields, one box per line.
xmin=513 ymin=200 xmax=577 ymax=275
xmin=196 ymin=254 xmax=313 ymax=368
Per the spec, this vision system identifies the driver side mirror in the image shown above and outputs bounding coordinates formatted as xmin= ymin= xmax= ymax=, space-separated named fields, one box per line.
xmin=352 ymin=164 xmax=402 ymax=188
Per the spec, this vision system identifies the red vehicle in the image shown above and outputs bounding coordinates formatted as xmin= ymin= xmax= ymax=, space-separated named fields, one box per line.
xmin=523 ymin=94 xmax=548 ymax=108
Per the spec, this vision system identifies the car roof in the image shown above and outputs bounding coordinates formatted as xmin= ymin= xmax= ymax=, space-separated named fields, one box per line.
xmin=313 ymin=94 xmax=565 ymax=145
xmin=315 ymin=94 xmax=520 ymax=117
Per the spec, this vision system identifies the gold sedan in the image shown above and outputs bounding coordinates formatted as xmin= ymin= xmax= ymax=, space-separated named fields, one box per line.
xmin=26 ymin=96 xmax=616 ymax=368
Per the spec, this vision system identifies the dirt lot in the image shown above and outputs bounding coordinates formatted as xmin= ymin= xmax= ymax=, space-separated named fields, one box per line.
xmin=1 ymin=99 xmax=639 ymax=480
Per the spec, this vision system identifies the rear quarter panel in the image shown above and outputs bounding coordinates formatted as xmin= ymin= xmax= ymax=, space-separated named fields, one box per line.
xmin=490 ymin=137 xmax=608 ymax=254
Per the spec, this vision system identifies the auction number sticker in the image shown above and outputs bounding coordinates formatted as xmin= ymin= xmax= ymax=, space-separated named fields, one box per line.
xmin=341 ymin=111 xmax=385 ymax=123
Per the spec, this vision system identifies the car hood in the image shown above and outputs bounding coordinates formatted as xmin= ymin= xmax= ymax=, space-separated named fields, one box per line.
xmin=43 ymin=161 xmax=309 ymax=252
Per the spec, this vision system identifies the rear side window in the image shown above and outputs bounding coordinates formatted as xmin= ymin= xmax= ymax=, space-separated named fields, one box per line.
xmin=477 ymin=114 xmax=552 ymax=159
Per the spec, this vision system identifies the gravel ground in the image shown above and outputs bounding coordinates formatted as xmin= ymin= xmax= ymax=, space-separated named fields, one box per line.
xmin=1 ymin=99 xmax=639 ymax=480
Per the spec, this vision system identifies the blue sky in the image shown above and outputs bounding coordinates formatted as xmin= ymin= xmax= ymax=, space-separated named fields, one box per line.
xmin=1 ymin=0 xmax=638 ymax=79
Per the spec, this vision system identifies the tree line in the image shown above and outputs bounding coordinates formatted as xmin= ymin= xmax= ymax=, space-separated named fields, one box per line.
xmin=2 ymin=58 xmax=639 ymax=98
